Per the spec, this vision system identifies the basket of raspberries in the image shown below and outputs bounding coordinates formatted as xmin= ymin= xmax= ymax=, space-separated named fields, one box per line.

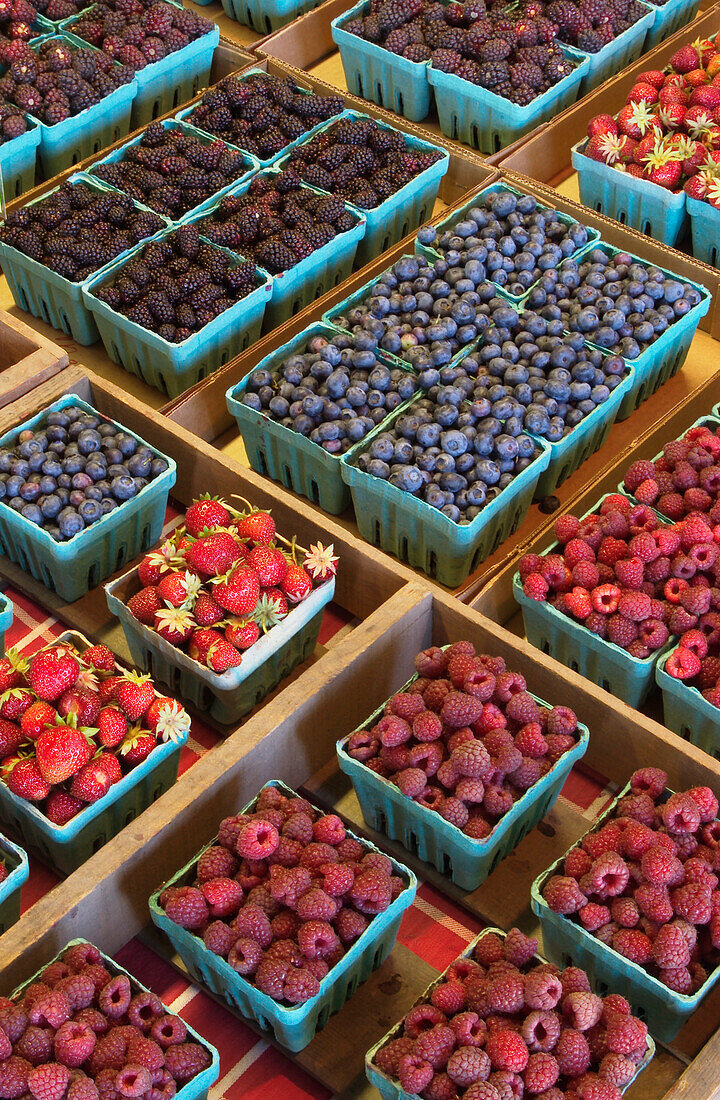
xmin=0 ymin=395 xmax=175 ymax=603
xmin=338 ymin=639 xmax=589 ymax=891
xmin=0 ymin=830 xmax=28 ymax=935
xmin=367 ymin=925 xmax=655 ymax=1099
xmin=0 ymin=631 xmax=192 ymax=874
xmin=64 ymin=0 xmax=219 ymax=128
xmin=4 ymin=940 xmax=219 ymax=1098
xmin=150 ymin=780 xmax=416 ymax=1051
xmin=194 ymin=168 xmax=366 ymax=328
xmin=83 ymin=223 xmax=273 ymax=398
xmin=0 ymin=176 xmax=167 ymax=346
xmin=178 ymin=70 xmax=345 ymax=167
xmin=573 ymin=36 xmax=720 ymax=249
xmin=105 ymin=495 xmax=338 ymax=725
xmin=227 ymin=321 xmax=419 ymax=516
xmin=0 ymin=93 xmax=39 ymax=200
xmin=534 ymin=766 xmax=720 ymax=1041
xmin=279 ymin=112 xmax=448 ymax=266
xmin=0 ymin=36 xmax=138 ymax=175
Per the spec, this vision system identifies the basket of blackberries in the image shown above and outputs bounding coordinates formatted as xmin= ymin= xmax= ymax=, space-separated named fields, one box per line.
xmin=0 ymin=36 xmax=138 ymax=175
xmin=82 ymin=223 xmax=273 ymax=398
xmin=0 ymin=99 xmax=40 ymax=200
xmin=0 ymin=175 xmax=167 ymax=346
xmin=0 ymin=394 xmax=176 ymax=601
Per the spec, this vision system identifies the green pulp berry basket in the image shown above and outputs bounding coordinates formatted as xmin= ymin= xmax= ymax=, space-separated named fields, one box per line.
xmin=106 ymin=568 xmax=335 ymax=725
xmin=340 ymin=401 xmax=552 ymax=586
xmin=220 ymin=0 xmax=322 ymax=33
xmin=0 ymin=395 xmax=176 ymax=602
xmin=278 ymin=109 xmax=449 ymax=267
xmin=532 ymin=780 xmax=720 ymax=1042
xmin=513 ymin=494 xmax=674 ymax=708
xmin=0 ymin=833 xmax=29 ymax=936
xmin=12 ymin=938 xmax=220 ymax=1097
xmin=331 ymin=0 xmax=431 ymax=123
xmin=0 ymin=631 xmax=188 ymax=876
xmin=82 ymin=228 xmax=272 ymax=398
xmin=686 ymin=193 xmax=720 ymax=269
xmin=338 ymin=676 xmax=588 ymax=891
xmin=149 ymin=779 xmax=417 ymax=1052
xmin=655 ymin=647 xmax=720 ymax=759
xmin=574 ymin=2 xmax=655 ymax=94
xmin=619 ymin=414 xmax=720 ymax=517
xmin=0 ymin=120 xmax=40 ymax=200
xmin=644 ymin=0 xmax=700 ymax=48
xmin=0 ymin=592 xmax=12 ymax=656
xmin=225 ymin=321 xmax=419 ymax=515
xmin=365 ymin=926 xmax=655 ymax=1097
xmin=0 ymin=172 xmax=169 ymax=346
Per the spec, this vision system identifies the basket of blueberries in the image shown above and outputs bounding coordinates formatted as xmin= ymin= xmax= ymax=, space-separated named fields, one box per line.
xmin=226 ymin=322 xmax=419 ymax=515
xmin=0 ymin=395 xmax=176 ymax=602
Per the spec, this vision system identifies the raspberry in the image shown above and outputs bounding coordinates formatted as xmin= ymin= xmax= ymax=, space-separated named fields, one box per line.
xmin=282 ymin=813 xmax=314 ymax=845
xmin=563 ymin=991 xmax=603 ymax=1031
xmin=660 ymin=967 xmax=693 ymax=993
xmin=29 ymin=990 xmax=70 ymax=1029
xmin=612 ymin=929 xmax=652 ymax=965
xmin=663 ymin=792 xmax=702 ymax=835
xmin=504 ymin=928 xmax=537 ymax=966
xmin=634 ymin=883 xmax=673 ymax=923
xmin=203 ymin=921 xmax=235 ymax=956
xmin=566 ymin=848 xmax=593 ymax=879
xmin=652 ymin=924 xmax=690 ymax=968
xmin=334 ymin=907 xmax=367 ymax=944
xmin=297 ymin=919 xmax=340 ymax=959
xmin=374 ymin=1037 xmax=414 ymax=1076
xmin=236 ymin=819 xmax=280 ymax=859
xmin=234 ymin=903 xmax=273 ymax=947
xmin=163 ymin=1043 xmax=210 ymax=1081
xmin=616 ymin=791 xmax=655 ymax=826
xmin=688 ymin=786 xmax=719 ymax=822
xmin=15 ymin=1026 xmax=52 ymax=1066
xmin=586 ymin=852 xmax=629 ymax=897
xmin=524 ymin=1051 xmax=559 ymax=1092
xmin=404 ymin=1004 xmax=447 ymax=1038
xmin=227 ymin=938 xmax=262 ymax=975
xmin=465 ymin=1084 xmax=504 ymax=1100
xmin=386 ymin=691 xmax=426 ymax=720
xmin=486 ymin=970 xmax=524 ymax=1013
xmin=523 ymin=970 xmax=562 ymax=1010
xmin=640 ymin=845 xmax=684 ymax=885
xmin=554 ymin=1029 xmax=591 ymax=1076
xmin=126 ymin=992 xmax=163 ymax=1033
xmin=197 ymin=845 xmax=237 ymax=882
xmin=297 ymin=887 xmax=337 ymax=922
xmin=523 ymin=572 xmax=550 ymax=600
xmin=560 ymin=967 xmax=591 ymax=996
xmin=415 ymin=1025 xmax=456 ymax=1070
xmin=397 ymin=1051 xmax=433 ymax=1093
xmin=201 ymin=877 xmax=243 ymax=919
xmin=610 ymin=897 xmax=639 ymax=927
xmin=583 ymin=825 xmax=624 ymax=859
xmin=441 ymin=691 xmax=483 ymax=728
xmin=450 ymin=1012 xmax=487 ymax=1048
xmin=430 ymin=981 xmax=466 ymax=1016
xmin=522 ymin=1010 xmax=561 ymax=1053
xmin=601 ymin=993 xmax=631 ymax=1019
xmin=126 ymin=1035 xmax=164 ymax=1073
xmin=671 ymin=882 xmax=712 ymax=923
xmin=447 ymin=1045 xmax=489 ymax=1087
xmin=283 ymin=967 xmax=320 ymax=1004
xmin=452 ymin=741 xmax=491 ymax=779
xmin=55 ymin=974 xmax=94 ymax=1012
xmin=543 ymin=875 xmax=587 ymax=914
xmin=27 ymin=1063 xmax=71 ymax=1100
xmin=599 ymin=1052 xmax=636 ymax=1087
xmin=546 ymin=706 xmax=577 ymax=736
xmin=485 ymin=1030 xmax=528 ymax=1073
xmin=54 ymin=1021 xmax=96 ymax=1068
xmin=162 ymin=886 xmax=209 ymax=931
xmin=604 ymin=1016 xmax=647 ymax=1056
xmin=350 ymin=868 xmax=392 ymax=914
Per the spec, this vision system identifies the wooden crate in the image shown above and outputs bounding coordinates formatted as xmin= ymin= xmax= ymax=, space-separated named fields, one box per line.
xmin=0 ymin=308 xmax=68 ymax=408
xmin=0 ymin=583 xmax=719 ymax=1099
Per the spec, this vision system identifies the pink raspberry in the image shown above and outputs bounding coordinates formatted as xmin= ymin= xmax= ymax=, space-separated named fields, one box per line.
xmin=523 ymin=970 xmax=562 ymax=1011
xmin=447 ymin=1045 xmax=490 ymax=1087
xmin=54 ymin=1021 xmax=96 ymax=1068
xmin=565 ymin=848 xmax=593 ymax=879
xmin=452 ymin=741 xmax=492 ymax=779
xmin=662 ymin=792 xmax=702 ymax=835
xmin=233 ymin=904 xmax=273 ymax=948
xmin=599 ymin=1052 xmax=636 ymax=1088
xmin=652 ymin=923 xmax=691 ymax=969
xmin=634 ymin=883 xmax=673 ymax=924
xmin=386 ymin=691 xmax=426 ymax=720
xmin=163 ymin=1042 xmax=210 ymax=1082
xmin=586 ymin=852 xmax=630 ymax=897
xmin=374 ymin=1037 xmax=414 ymax=1077
xmin=660 ymin=967 xmax=693 ymax=993
xmin=560 ymin=967 xmax=591 ymax=996
xmin=334 ymin=907 xmax=367 ymax=944
xmin=604 ymin=1016 xmax=647 ymax=1057
xmin=439 ymin=796 xmax=469 ymax=829
xmin=612 ymin=929 xmax=652 ymax=965
xmin=579 ymin=903 xmax=611 ymax=932
xmin=350 ymin=869 xmax=392 ymax=914
xmin=255 ymin=958 xmax=289 ymax=999
xmin=503 ymin=928 xmax=537 ymax=967
xmin=465 ymin=1083 xmax=505 ymax=1100
xmin=689 ymin=785 xmax=719 ymax=822
xmin=543 ymin=876 xmax=587 ymax=914
xmin=486 ymin=971 xmax=524 ymax=1014
xmin=236 ymin=819 xmax=279 ymax=860
xmin=442 ymin=692 xmax=483 ymax=729
xmin=450 ymin=1012 xmax=487 ymax=1048
xmin=431 ymin=981 xmax=466 ymax=1015
xmin=616 ymin=791 xmax=655 ymax=826
xmin=485 ymin=1030 xmax=529 ymax=1073
xmin=283 ymin=967 xmax=320 ymax=1005
xmin=521 ymin=1010 xmax=561 ymax=1053
xmin=404 ymin=1003 xmax=447 ymax=1039
xmin=610 ymin=897 xmax=639 ymax=928
xmin=523 ymin=1051 xmax=559 ymax=1093
xmin=563 ymin=991 xmax=603 ymax=1032
xmin=296 ymin=887 xmax=337 ymax=922
xmin=297 ymin=919 xmax=340 ymax=960
xmin=415 ymin=1025 xmax=456 ymax=1070
xmin=555 ymin=1029 xmax=591 ymax=1076
xmin=398 ymin=1052 xmax=433 ymax=1093
xmin=671 ymin=883 xmax=712 ymax=924
xmin=640 ymin=845 xmax=683 ymax=886
xmin=474 ymin=932 xmax=504 ymax=966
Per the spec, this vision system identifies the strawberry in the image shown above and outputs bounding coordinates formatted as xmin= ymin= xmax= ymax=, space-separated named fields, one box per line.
xmin=587 ymin=113 xmax=617 ymax=139
xmin=127 ymin=587 xmax=162 ymax=625
xmin=115 ymin=672 xmax=155 ymax=721
xmin=45 ymin=789 xmax=83 ymax=825
xmin=247 ymin=546 xmax=287 ymax=587
xmin=659 ymin=102 xmax=686 ymax=130
xmin=137 ymin=540 xmax=180 ymax=586
xmin=80 ymin=645 xmax=115 ymax=672
xmin=225 ymin=619 xmax=260 ymax=650
xmin=637 ymin=69 xmax=665 ymax=90
xmin=70 ymin=760 xmax=112 ymax=804
xmin=252 ymin=592 xmax=288 ymax=634
xmin=690 ymin=85 xmax=720 ymax=109
xmin=616 ymin=101 xmax=659 ymax=140
xmin=185 ymin=532 xmax=242 ymax=577
xmin=685 ymin=105 xmax=715 ymax=138
xmin=642 ymin=135 xmax=684 ymax=190
xmin=193 ymin=592 xmax=224 ymax=627
xmin=94 ymin=752 xmax=123 ymax=783
xmin=144 ymin=697 xmax=190 ymax=742
xmin=234 ymin=510 xmax=276 ymax=546
xmin=206 ymin=639 xmax=243 ymax=674
xmin=97 ymin=707 xmax=128 ymax=749
xmin=281 ymin=562 xmax=313 ymax=603
xmin=623 ymin=163 xmax=646 ymax=178
xmin=659 ymin=84 xmax=687 ymax=109
xmin=0 ymin=717 xmax=26 ymax=756
xmin=27 ymin=645 xmax=80 ymax=702
xmin=35 ymin=723 xmax=95 ymax=785
xmin=706 ymin=176 xmax=720 ymax=209
xmin=188 ymin=628 xmax=224 ymax=665
xmin=0 ymin=649 xmax=28 ymax=693
xmin=5 ymin=758 xmax=51 ymax=801
xmin=184 ymin=496 xmax=232 ymax=537
xmin=627 ymin=81 xmax=658 ymax=105
xmin=212 ymin=566 xmax=261 ymax=616
xmin=57 ymin=689 xmax=101 ymax=727
xmin=20 ymin=701 xmax=57 ymax=740
xmin=153 ymin=606 xmax=195 ymax=646
xmin=0 ymin=687 xmax=34 ymax=720
xmin=156 ymin=570 xmax=201 ymax=609
xmin=303 ymin=542 xmax=338 ymax=581
xmin=261 ymin=588 xmax=288 ymax=618
xmin=678 ymin=136 xmax=709 ymax=175
xmin=670 ymin=44 xmax=700 ymax=73
xmin=98 ymin=675 xmax=122 ymax=705
xmin=120 ymin=729 xmax=156 ymax=765
xmin=633 ymin=131 xmax=658 ymax=164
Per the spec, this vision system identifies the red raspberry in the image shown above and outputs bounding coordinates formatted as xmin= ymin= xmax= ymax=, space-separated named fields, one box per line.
xmin=197 ymin=845 xmax=238 ymax=883
xmin=465 ymin=1083 xmax=506 ymax=1100
xmin=585 ymin=853 xmax=629 ymax=897
xmin=374 ymin=1037 xmax=414 ymax=1076
xmin=27 ymin=1063 xmax=71 ymax=1100
xmin=565 ymin=587 xmax=593 ymax=620
xmin=415 ymin=1025 xmax=456 ymax=1070
xmin=565 ymin=538 xmax=595 ymax=567
xmin=579 ymin=903 xmax=611 ymax=932
xmin=555 ymin=514 xmax=581 ymax=542
xmin=612 ymin=928 xmax=652 ymax=965
xmin=312 ymin=814 xmax=345 ymax=845
xmin=203 ymin=921 xmax=235 ymax=957
xmin=164 ymin=1042 xmax=210 ymax=1081
xmin=640 ymin=845 xmax=684 ymax=886
xmin=441 ymin=692 xmax=483 ymax=728
xmin=446 ymin=1045 xmax=489 ymax=1087
xmin=523 ymin=573 xmax=550 ymax=600
xmin=523 ymin=1051 xmax=559 ymax=1092
xmin=610 ymin=897 xmax=639 ymax=928
xmin=566 ymin=848 xmax=593 ymax=879
xmin=452 ymin=741 xmax=491 ymax=779
xmin=555 ymin=1029 xmax=591 ymax=1076
xmin=161 ymin=886 xmax=209 ymax=931
xmin=660 ymin=967 xmax=693 ymax=993
xmin=672 ymin=882 xmax=712 ymax=923
xmin=599 ymin=1052 xmax=636 ymax=1087
xmin=486 ymin=970 xmax=524 ymax=1014
xmin=55 ymin=974 xmax=94 ymax=1013
xmin=605 ymin=1016 xmax=647 ymax=1056
xmin=450 ymin=1011 xmax=487 ymax=1048
xmin=474 ymin=932 xmax=504 ymax=966
xmin=543 ymin=875 xmax=587 ymax=914
xmin=583 ymin=825 xmax=624 ymax=860
xmin=688 ymin=785 xmax=719 ymax=822
xmin=485 ymin=1030 xmax=528 ymax=1073
xmin=521 ymin=1009 xmax=560 ymax=1053
xmin=236 ymin=819 xmax=279 ymax=860
xmin=523 ymin=970 xmax=562 ymax=1010
xmin=98 ymin=976 xmax=132 ymax=1021
xmin=54 ymin=1021 xmax=96 ymax=1068
xmin=663 ymin=792 xmax=702 ymax=835
xmin=234 ymin=903 xmax=273 ymax=948
xmin=504 ymin=928 xmax=537 ymax=967
xmin=563 ymin=991 xmax=603 ymax=1031
xmin=398 ymin=1052 xmax=433 ymax=1094
xmin=560 ymin=967 xmax=591 ymax=997
xmin=652 ymin=923 xmax=691 ymax=969
xmin=14 ymin=1026 xmax=52 ymax=1066
xmin=573 ymin=561 xmax=600 ymax=589
xmin=386 ymin=691 xmax=426 ymax=720
xmin=29 ymin=990 xmax=71 ymax=1029
xmin=616 ymin=791 xmax=655 ymax=826
xmin=283 ymin=967 xmax=320 ymax=1005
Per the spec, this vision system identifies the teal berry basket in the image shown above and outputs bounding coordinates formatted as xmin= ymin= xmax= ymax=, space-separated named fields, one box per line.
xmin=31 ymin=35 xmax=137 ymax=177
xmin=63 ymin=13 xmax=220 ymax=128
xmin=574 ymin=2 xmax=655 ymax=95
xmin=340 ymin=404 xmax=552 ymax=587
xmin=12 ymin=938 xmax=220 ymax=1097
xmin=0 ymin=172 xmax=169 ymax=346
xmin=106 ymin=568 xmax=335 ymax=725
xmin=644 ymin=0 xmax=701 ymax=49
xmin=0 ymin=833 xmax=29 ymax=936
xmin=82 ymin=230 xmax=273 ymax=398
xmin=220 ymin=0 xmax=322 ymax=34
xmin=532 ymin=781 xmax=720 ymax=1042
xmin=428 ymin=46 xmax=588 ymax=155
xmin=0 ymin=629 xmax=188 ymax=876
xmin=186 ymin=172 xmax=365 ymax=330
xmin=0 ymin=119 xmax=40 ymax=200
xmin=176 ymin=68 xmax=344 ymax=169
xmin=149 ymin=779 xmax=417 ymax=1052
xmin=619 ymin=414 xmax=720 ymax=516
xmin=0 ymin=395 xmax=176 ymax=602
xmin=331 ymin=0 xmax=431 ymax=123
xmin=365 ymin=926 xmax=655 ymax=1097
xmin=686 ymin=193 xmax=720 ymax=269
xmin=655 ymin=647 xmax=720 ymax=760
xmin=338 ymin=689 xmax=588 ymax=892
xmin=278 ymin=109 xmax=448 ymax=268
xmin=415 ymin=180 xmax=602 ymax=304
xmin=0 ymin=592 xmax=12 ymax=656
xmin=513 ymin=494 xmax=674 ymax=708
xmin=571 ymin=139 xmax=689 ymax=248
xmin=225 ymin=322 xmax=418 ymax=515
xmin=88 ymin=119 xmax=259 ymax=223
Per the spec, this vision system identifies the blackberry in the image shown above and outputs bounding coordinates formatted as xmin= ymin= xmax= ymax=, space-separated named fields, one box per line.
xmin=477 ymin=59 xmax=509 ymax=86
xmin=431 ymin=46 xmax=462 ymax=70
xmin=126 ymin=302 xmax=154 ymax=329
xmin=377 ymin=0 xmax=423 ymax=32
xmin=176 ymin=223 xmax=199 ymax=258
xmin=435 ymin=25 xmax=465 ymax=49
xmin=479 ymin=35 xmax=511 ymax=59
xmin=146 ymin=289 xmax=174 ymax=323
xmin=456 ymin=58 xmax=481 ymax=82
xmin=510 ymin=60 xmax=544 ymax=87
xmin=254 ymin=239 xmax=296 ymax=273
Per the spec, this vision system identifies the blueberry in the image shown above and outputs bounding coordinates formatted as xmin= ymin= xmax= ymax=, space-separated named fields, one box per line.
xmin=58 ymin=508 xmax=84 ymax=538
xmin=20 ymin=502 xmax=43 ymax=525
xmin=40 ymin=493 xmax=62 ymax=520
xmin=101 ymin=498 xmax=119 ymax=515
xmin=77 ymin=429 xmax=102 ymax=455
xmin=111 ymin=475 xmax=138 ymax=501
xmin=78 ymin=498 xmax=103 ymax=524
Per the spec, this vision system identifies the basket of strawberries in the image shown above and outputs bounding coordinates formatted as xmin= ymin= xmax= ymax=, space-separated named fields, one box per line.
xmin=105 ymin=495 xmax=338 ymax=725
